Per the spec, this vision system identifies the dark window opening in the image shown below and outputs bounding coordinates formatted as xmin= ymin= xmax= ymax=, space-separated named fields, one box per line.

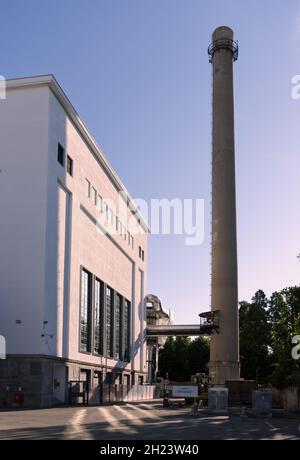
xmin=94 ymin=279 xmax=103 ymax=355
xmin=139 ymin=246 xmax=145 ymax=261
xmin=67 ymin=155 xmax=73 ymax=176
xmin=80 ymin=269 xmax=92 ymax=353
xmin=106 ymin=286 xmax=113 ymax=358
xmin=79 ymin=268 xmax=131 ymax=363
xmin=123 ymin=299 xmax=131 ymax=362
xmin=57 ymin=143 xmax=65 ymax=167
xmin=115 ymin=294 xmax=122 ymax=359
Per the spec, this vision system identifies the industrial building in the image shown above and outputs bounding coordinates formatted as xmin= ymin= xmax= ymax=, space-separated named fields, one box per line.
xmin=0 ymin=25 xmax=241 ymax=407
xmin=0 ymin=75 xmax=151 ymax=407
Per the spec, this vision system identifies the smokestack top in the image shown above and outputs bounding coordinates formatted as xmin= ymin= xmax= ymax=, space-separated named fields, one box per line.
xmin=208 ymin=26 xmax=238 ymax=63
xmin=212 ymin=26 xmax=234 ymax=41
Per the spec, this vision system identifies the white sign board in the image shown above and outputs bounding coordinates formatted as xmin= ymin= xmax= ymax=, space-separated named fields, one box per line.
xmin=0 ymin=335 xmax=6 ymax=360
xmin=172 ymin=386 xmax=198 ymax=398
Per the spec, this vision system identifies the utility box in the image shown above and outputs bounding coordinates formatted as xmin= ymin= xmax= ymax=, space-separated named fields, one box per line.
xmin=208 ymin=387 xmax=228 ymax=414
xmin=226 ymin=380 xmax=256 ymax=406
xmin=252 ymin=390 xmax=272 ymax=417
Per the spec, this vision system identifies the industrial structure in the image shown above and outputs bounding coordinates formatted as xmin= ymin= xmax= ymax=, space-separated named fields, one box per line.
xmin=145 ymin=294 xmax=172 ymax=384
xmin=0 ymin=26 xmax=241 ymax=407
xmin=208 ymin=26 xmax=240 ymax=384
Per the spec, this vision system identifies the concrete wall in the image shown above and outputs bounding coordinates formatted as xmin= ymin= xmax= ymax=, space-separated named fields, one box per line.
xmin=0 ymin=85 xmax=50 ymax=355
xmin=0 ymin=357 xmax=55 ymax=408
xmin=209 ymin=26 xmax=240 ymax=384
xmin=89 ymin=384 xmax=159 ymax=404
xmin=273 ymin=386 xmax=300 ymax=412
xmin=46 ymin=89 xmax=148 ymax=377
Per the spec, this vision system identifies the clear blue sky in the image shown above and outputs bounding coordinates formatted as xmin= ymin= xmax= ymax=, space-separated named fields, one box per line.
xmin=1 ymin=0 xmax=299 ymax=323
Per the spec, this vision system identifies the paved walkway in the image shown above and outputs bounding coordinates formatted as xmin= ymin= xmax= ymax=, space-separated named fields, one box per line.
xmin=0 ymin=401 xmax=299 ymax=440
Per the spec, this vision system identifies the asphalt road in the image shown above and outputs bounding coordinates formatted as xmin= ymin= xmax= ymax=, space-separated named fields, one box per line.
xmin=0 ymin=401 xmax=299 ymax=440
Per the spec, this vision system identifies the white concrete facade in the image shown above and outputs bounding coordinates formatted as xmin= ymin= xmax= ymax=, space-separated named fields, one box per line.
xmin=0 ymin=75 xmax=149 ymax=406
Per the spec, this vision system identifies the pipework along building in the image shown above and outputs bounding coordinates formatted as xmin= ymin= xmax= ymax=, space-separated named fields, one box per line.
xmin=0 ymin=75 xmax=149 ymax=407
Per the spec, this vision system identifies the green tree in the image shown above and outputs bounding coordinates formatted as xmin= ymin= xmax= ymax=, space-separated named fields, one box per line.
xmin=158 ymin=336 xmax=209 ymax=382
xmin=268 ymin=287 xmax=300 ymax=389
xmin=188 ymin=337 xmax=210 ymax=376
xmin=239 ymin=290 xmax=272 ymax=384
xmin=158 ymin=336 xmax=175 ymax=380
xmin=159 ymin=286 xmax=300 ymax=389
xmin=170 ymin=336 xmax=191 ymax=382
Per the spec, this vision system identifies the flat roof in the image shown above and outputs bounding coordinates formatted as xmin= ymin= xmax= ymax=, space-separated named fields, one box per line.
xmin=6 ymin=74 xmax=150 ymax=233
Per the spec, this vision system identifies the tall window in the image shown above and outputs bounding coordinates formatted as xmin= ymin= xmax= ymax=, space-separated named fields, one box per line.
xmin=115 ymin=294 xmax=122 ymax=359
xmin=57 ymin=143 xmax=65 ymax=166
xmin=97 ymin=195 xmax=103 ymax=213
xmin=94 ymin=279 xmax=103 ymax=355
xmin=123 ymin=299 xmax=131 ymax=362
xmin=86 ymin=179 xmax=91 ymax=198
xmin=67 ymin=155 xmax=73 ymax=176
xmin=139 ymin=246 xmax=144 ymax=261
xmin=106 ymin=286 xmax=113 ymax=357
xmin=80 ymin=269 xmax=92 ymax=352
xmin=109 ymin=209 xmax=114 ymax=225
xmin=92 ymin=187 xmax=97 ymax=206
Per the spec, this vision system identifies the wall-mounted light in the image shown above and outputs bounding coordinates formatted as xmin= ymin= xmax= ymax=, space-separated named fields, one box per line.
xmin=41 ymin=321 xmax=53 ymax=339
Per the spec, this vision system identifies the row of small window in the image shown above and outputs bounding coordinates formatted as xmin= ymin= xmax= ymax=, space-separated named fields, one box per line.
xmin=85 ymin=178 xmax=135 ymax=249
xmin=80 ymin=268 xmax=131 ymax=362
xmin=57 ymin=143 xmax=73 ymax=176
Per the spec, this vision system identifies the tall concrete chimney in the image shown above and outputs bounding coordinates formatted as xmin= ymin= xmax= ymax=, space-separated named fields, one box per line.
xmin=208 ymin=26 xmax=240 ymax=384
